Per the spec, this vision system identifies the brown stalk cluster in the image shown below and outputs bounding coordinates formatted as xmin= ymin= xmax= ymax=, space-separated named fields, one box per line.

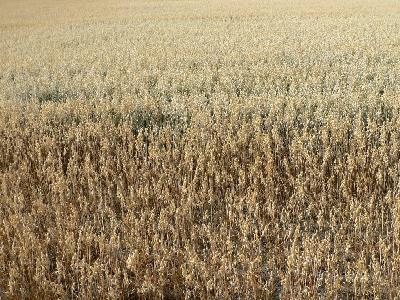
xmin=1 ymin=0 xmax=400 ymax=299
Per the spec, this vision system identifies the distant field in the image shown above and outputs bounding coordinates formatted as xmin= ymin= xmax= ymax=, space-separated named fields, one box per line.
xmin=1 ymin=0 xmax=400 ymax=299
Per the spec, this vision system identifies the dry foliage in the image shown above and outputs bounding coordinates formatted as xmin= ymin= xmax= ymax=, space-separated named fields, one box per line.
xmin=1 ymin=0 xmax=400 ymax=299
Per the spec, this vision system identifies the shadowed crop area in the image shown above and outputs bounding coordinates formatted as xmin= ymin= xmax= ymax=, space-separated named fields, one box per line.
xmin=1 ymin=0 xmax=400 ymax=299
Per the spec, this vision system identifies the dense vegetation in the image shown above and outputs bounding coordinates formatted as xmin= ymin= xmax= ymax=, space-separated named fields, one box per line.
xmin=1 ymin=0 xmax=400 ymax=298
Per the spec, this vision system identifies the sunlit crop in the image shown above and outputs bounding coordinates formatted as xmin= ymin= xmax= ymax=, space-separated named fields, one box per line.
xmin=1 ymin=0 xmax=400 ymax=299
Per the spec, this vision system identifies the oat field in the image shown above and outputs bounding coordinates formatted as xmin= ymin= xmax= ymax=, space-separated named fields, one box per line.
xmin=1 ymin=0 xmax=400 ymax=299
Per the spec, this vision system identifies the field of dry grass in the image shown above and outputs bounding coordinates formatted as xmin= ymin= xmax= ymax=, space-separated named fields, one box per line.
xmin=1 ymin=0 xmax=400 ymax=299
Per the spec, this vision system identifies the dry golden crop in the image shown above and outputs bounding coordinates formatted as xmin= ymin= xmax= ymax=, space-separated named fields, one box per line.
xmin=1 ymin=0 xmax=400 ymax=299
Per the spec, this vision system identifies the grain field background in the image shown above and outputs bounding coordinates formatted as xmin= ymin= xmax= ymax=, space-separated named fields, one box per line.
xmin=1 ymin=0 xmax=400 ymax=299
